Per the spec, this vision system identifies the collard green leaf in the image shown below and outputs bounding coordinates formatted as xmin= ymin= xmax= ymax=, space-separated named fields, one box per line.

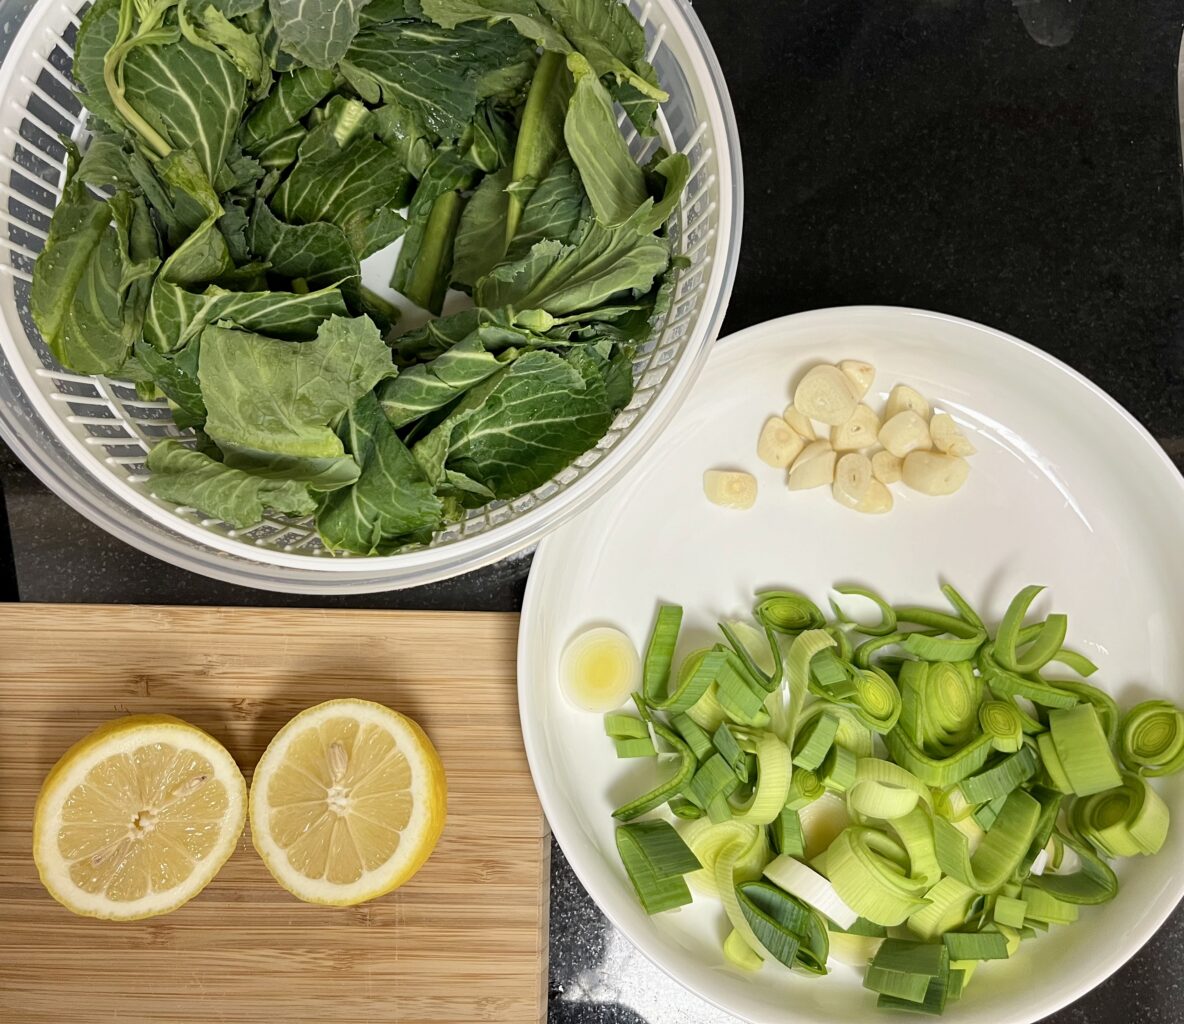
xmin=248 ymin=198 xmax=361 ymax=295
xmin=392 ymin=304 xmax=521 ymax=362
xmin=76 ymin=129 xmax=137 ymax=190
xmin=206 ymin=0 xmax=265 ymax=18
xmin=341 ymin=20 xmax=535 ymax=139
xmin=154 ymin=149 xmax=234 ymax=286
xmin=420 ymin=0 xmax=570 ymax=51
xmin=391 ymin=147 xmax=476 ymax=307
xmin=220 ymin=445 xmax=362 ymax=488
xmin=505 ymin=48 xmax=571 ymax=240
xmin=372 ymin=100 xmax=435 ymax=179
xmin=146 ymin=438 xmax=315 ymax=528
xmin=378 ymin=331 xmax=518 ymax=426
xmin=252 ymin=122 xmax=305 ymax=170
xmin=316 ymin=391 xmax=443 ymax=554
xmin=199 ymin=314 xmax=395 ymax=459
xmin=563 ymin=53 xmax=646 ymax=225
xmin=133 ymin=338 xmax=207 ymax=428
xmin=272 ymin=98 xmax=409 ymax=259
xmin=451 ymin=166 xmax=510 ymax=289
xmin=475 ymin=210 xmax=669 ymax=316
xmin=267 ymin=0 xmax=375 ymax=69
xmin=536 ymin=0 xmax=666 ymax=104
xmin=183 ymin=1 xmax=269 ymax=98
xmin=636 ymin=150 xmax=690 ymax=235
xmin=463 ymin=101 xmax=516 ymax=172
xmin=31 ymin=155 xmax=160 ymax=374
xmin=121 ymin=32 xmax=247 ymax=182
xmin=144 ymin=279 xmax=347 ymax=352
xmin=506 ymin=155 xmax=585 ymax=258
xmin=73 ymin=0 xmax=124 ymax=130
xmin=241 ymin=66 xmax=338 ymax=151
xmin=416 ymin=347 xmax=615 ymax=498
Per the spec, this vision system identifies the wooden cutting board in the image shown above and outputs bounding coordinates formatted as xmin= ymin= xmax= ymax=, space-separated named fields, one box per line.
xmin=0 ymin=605 xmax=547 ymax=1024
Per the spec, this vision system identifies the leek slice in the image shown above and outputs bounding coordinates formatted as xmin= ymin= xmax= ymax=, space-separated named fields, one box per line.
xmin=848 ymin=758 xmax=932 ymax=821
xmin=818 ymin=827 xmax=930 ymax=926
xmin=907 ymin=877 xmax=978 ymax=940
xmin=819 ymin=744 xmax=858 ymax=795
xmin=1047 ymin=703 xmax=1123 ymax=796
xmin=754 ymin=590 xmax=826 ymax=634
xmin=865 ymin=939 xmax=951 ymax=1013
xmin=883 ymin=727 xmax=993 ymax=787
xmin=772 ymin=806 xmax=806 ymax=857
xmin=895 ymin=606 xmax=987 ymax=661
xmin=934 ymin=789 xmax=1040 ymax=893
xmin=616 ymin=820 xmax=700 ymax=914
xmin=763 ymin=853 xmax=859 ymax=929
xmin=793 ymin=713 xmax=839 ymax=770
xmin=1020 ymin=885 xmax=1079 ymax=925
xmin=723 ymin=928 xmax=763 ymax=970
xmin=737 ymin=881 xmax=830 ymax=974
xmin=853 ymin=632 xmax=910 ymax=669
xmin=942 ymin=930 xmax=1009 ymax=961
xmin=1069 ymin=772 xmax=1169 ymax=857
xmin=681 ymin=819 xmax=765 ymax=896
xmin=1120 ymin=700 xmax=1184 ymax=777
xmin=958 ymin=745 xmax=1038 ymax=804
xmin=729 ymin=729 xmax=792 ymax=824
xmin=720 ymin=619 xmax=783 ymax=694
xmin=940 ymin=583 xmax=985 ymax=632
xmin=1027 ymin=829 xmax=1118 ymax=905
xmin=992 ymin=894 xmax=1027 ymax=929
xmin=612 ymin=721 xmax=696 ymax=821
xmin=787 ymin=768 xmax=826 ymax=810
xmin=1046 ymin=678 xmax=1118 ymax=746
xmin=781 ymin=630 xmax=837 ymax=744
xmin=714 ymin=722 xmax=750 ymax=781
xmin=994 ymin=585 xmax=1068 ymax=675
xmin=672 ymin=712 xmax=714 ymax=763
xmin=898 ymin=660 xmax=982 ymax=754
xmin=687 ymin=753 xmax=741 ymax=812
xmin=800 ymin=702 xmax=876 ymax=757
xmin=830 ymin=585 xmax=898 ymax=636
xmin=978 ymin=644 xmax=1077 ymax=709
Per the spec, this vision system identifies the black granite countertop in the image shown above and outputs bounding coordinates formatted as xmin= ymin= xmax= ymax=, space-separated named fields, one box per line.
xmin=3 ymin=1 xmax=1184 ymax=1021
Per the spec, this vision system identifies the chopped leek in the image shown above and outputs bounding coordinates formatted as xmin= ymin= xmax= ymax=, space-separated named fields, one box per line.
xmin=737 ymin=881 xmax=830 ymax=974
xmin=1069 ymin=772 xmax=1169 ymax=857
xmin=616 ymin=821 xmax=700 ymax=914
xmin=1120 ymin=700 xmax=1184 ymax=777
xmin=601 ymin=582 xmax=1175 ymax=1014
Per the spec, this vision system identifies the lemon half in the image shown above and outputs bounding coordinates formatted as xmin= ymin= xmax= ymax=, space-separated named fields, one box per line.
xmin=33 ymin=715 xmax=247 ymax=920
xmin=248 ymin=698 xmax=446 ymax=906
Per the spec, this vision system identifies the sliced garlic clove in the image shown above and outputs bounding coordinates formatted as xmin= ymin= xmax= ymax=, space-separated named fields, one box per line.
xmin=793 ymin=365 xmax=858 ymax=426
xmin=757 ymin=415 xmax=806 ymax=467
xmin=930 ymin=412 xmax=977 ymax=457
xmin=782 ymin=404 xmax=816 ymax=441
xmin=901 ymin=451 xmax=970 ymax=496
xmin=855 ymin=479 xmax=894 ymax=514
xmin=793 ymin=438 xmax=833 ymax=467
xmin=838 ymin=359 xmax=875 ymax=399
xmin=884 ymin=384 xmax=931 ymax=422
xmin=704 ymin=469 xmax=758 ymax=508
xmin=832 ymin=452 xmax=873 ymax=508
xmin=878 ymin=410 xmax=932 ymax=458
xmin=787 ymin=450 xmax=837 ymax=490
xmin=831 ymin=403 xmax=881 ymax=451
xmin=871 ymin=449 xmax=902 ymax=485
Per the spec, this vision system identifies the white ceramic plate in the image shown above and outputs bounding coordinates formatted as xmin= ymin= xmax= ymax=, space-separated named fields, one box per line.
xmin=518 ymin=307 xmax=1184 ymax=1024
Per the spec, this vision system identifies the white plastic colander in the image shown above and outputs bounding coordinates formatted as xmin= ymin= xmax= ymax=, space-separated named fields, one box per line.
xmin=0 ymin=0 xmax=741 ymax=593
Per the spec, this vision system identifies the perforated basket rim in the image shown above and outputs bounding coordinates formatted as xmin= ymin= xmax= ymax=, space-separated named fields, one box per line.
xmin=0 ymin=0 xmax=743 ymax=592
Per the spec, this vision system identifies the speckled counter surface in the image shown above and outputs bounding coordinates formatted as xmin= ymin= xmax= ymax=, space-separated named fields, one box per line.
xmin=3 ymin=0 xmax=1184 ymax=1021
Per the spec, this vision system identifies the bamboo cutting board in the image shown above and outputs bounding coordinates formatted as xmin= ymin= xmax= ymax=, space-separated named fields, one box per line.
xmin=0 ymin=605 xmax=547 ymax=1024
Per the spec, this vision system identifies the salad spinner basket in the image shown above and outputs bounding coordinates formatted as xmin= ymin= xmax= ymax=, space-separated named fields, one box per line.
xmin=0 ymin=0 xmax=741 ymax=592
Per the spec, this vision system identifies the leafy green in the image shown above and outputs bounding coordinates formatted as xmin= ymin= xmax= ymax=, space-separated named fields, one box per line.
xmin=378 ymin=330 xmax=518 ymax=426
xmin=199 ymin=314 xmax=395 ymax=458
xmin=31 ymin=152 xmax=159 ymax=374
xmin=144 ymin=279 xmax=348 ymax=351
xmin=38 ymin=0 xmax=685 ymax=552
xmin=413 ymin=347 xmax=619 ymax=497
xmin=241 ymin=65 xmax=338 ymax=150
xmin=120 ymin=32 xmax=248 ymax=182
xmin=272 ymin=98 xmax=409 ymax=257
xmin=146 ymin=437 xmax=315 ymax=527
xmin=451 ymin=166 xmax=510 ymax=288
xmin=341 ymin=20 xmax=535 ymax=139
xmin=316 ymin=391 xmax=443 ymax=553
xmin=248 ymin=198 xmax=356 ymax=285
xmin=268 ymin=0 xmax=375 ymax=70
xmin=476 ymin=209 xmax=670 ymax=316
xmin=563 ymin=53 xmax=646 ymax=225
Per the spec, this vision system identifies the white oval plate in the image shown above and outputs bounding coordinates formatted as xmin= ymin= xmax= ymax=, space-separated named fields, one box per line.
xmin=518 ymin=307 xmax=1184 ymax=1024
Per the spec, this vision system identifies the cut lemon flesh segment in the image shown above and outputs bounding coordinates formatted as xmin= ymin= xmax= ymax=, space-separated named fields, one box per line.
xmin=33 ymin=715 xmax=246 ymax=920
xmin=249 ymin=699 xmax=446 ymax=906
